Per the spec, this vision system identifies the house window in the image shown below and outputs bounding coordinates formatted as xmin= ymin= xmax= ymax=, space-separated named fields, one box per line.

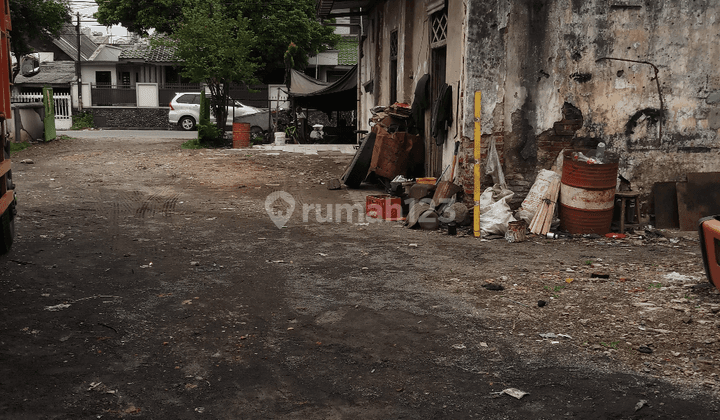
xmin=389 ymin=29 xmax=398 ymax=105
xmin=430 ymin=10 xmax=448 ymax=48
xmin=96 ymin=71 xmax=112 ymax=86
xmin=121 ymin=72 xmax=131 ymax=86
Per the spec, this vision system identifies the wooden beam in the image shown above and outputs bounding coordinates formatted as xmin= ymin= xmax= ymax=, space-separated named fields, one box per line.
xmin=0 ymin=189 xmax=13 ymax=216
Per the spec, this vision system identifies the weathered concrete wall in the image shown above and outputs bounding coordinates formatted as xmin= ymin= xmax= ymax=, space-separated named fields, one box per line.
xmin=460 ymin=0 xmax=720 ymax=215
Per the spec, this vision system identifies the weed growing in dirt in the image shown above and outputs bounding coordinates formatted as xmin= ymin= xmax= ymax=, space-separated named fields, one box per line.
xmin=585 ymin=260 xmax=593 ymax=265
xmin=181 ymin=138 xmax=203 ymax=149
xmin=71 ymin=112 xmax=94 ymax=130
xmin=9 ymin=141 xmax=29 ymax=155
xmin=647 ymin=282 xmax=662 ymax=290
xmin=600 ymin=341 xmax=619 ymax=349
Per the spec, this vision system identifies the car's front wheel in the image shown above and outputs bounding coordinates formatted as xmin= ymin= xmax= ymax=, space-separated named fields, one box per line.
xmin=179 ymin=116 xmax=196 ymax=131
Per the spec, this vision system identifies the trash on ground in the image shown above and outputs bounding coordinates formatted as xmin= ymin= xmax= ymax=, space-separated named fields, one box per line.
xmin=44 ymin=303 xmax=71 ymax=311
xmin=501 ymin=388 xmax=529 ymax=399
xmin=635 ymin=399 xmax=649 ymax=412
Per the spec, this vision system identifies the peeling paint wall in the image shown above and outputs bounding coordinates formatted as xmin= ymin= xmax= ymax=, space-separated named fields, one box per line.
xmin=460 ymin=0 xmax=720 ymax=215
xmin=359 ymin=0 xmax=466 ymax=176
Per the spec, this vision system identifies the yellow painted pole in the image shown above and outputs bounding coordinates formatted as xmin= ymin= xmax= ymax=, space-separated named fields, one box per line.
xmin=473 ymin=91 xmax=482 ymax=238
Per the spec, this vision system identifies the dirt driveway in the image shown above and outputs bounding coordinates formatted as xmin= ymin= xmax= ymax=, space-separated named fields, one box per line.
xmin=1 ymin=131 xmax=719 ymax=419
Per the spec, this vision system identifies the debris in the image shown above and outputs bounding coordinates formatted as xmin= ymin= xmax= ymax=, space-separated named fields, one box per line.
xmin=326 ymin=179 xmax=342 ymax=190
xmin=190 ymin=261 xmax=200 ymax=266
xmin=538 ymin=300 xmax=547 ymax=307
xmin=528 ymin=175 xmax=561 ymax=236
xmin=591 ymin=273 xmax=610 ymax=279
xmin=565 ymin=278 xmax=574 ymax=283
xmin=482 ymin=283 xmax=504 ymax=291
xmin=408 ymin=243 xmax=418 ymax=248
xmin=479 ymin=342 xmax=488 ymax=347
xmin=635 ymin=399 xmax=649 ymax=412
xmin=518 ymin=169 xmax=561 ymax=223
xmin=20 ymin=159 xmax=34 ymax=164
xmin=505 ymin=220 xmax=527 ymax=243
xmin=605 ymin=233 xmax=626 ymax=239
xmin=452 ymin=344 xmax=466 ymax=350
xmin=539 ymin=333 xmax=557 ymax=339
xmin=44 ymin=303 xmax=71 ymax=311
xmin=637 ymin=346 xmax=653 ymax=354
xmin=664 ymin=272 xmax=697 ymax=282
xmin=501 ymin=388 xmax=529 ymax=400
xmin=317 ymin=253 xmax=328 ymax=256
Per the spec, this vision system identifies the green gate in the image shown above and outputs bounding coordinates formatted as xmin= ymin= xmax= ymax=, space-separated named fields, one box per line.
xmin=42 ymin=87 xmax=56 ymax=141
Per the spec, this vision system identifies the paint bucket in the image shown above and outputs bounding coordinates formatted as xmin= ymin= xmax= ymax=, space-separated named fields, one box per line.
xmin=232 ymin=122 xmax=251 ymax=148
xmin=274 ymin=132 xmax=286 ymax=145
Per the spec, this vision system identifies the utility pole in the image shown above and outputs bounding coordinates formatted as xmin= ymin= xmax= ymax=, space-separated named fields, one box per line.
xmin=76 ymin=12 xmax=82 ymax=111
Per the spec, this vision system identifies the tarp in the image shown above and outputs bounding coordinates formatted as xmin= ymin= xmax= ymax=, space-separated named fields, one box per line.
xmin=289 ymin=65 xmax=357 ymax=112
xmin=290 ymin=70 xmax=331 ymax=95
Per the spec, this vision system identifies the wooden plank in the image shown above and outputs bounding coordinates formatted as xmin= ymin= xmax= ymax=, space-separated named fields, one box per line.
xmin=0 ymin=157 xmax=9 ymax=177
xmin=0 ymin=189 xmax=13 ymax=215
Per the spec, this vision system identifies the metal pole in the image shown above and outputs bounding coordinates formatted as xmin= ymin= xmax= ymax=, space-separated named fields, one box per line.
xmin=76 ymin=13 xmax=82 ymax=111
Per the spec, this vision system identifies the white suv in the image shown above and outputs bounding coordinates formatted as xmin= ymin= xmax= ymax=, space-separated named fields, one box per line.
xmin=168 ymin=92 xmax=268 ymax=131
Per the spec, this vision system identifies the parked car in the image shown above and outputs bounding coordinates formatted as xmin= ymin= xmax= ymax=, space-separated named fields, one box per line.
xmin=168 ymin=92 xmax=269 ymax=132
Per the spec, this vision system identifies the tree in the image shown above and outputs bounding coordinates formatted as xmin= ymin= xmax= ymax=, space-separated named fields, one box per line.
xmin=96 ymin=0 xmax=339 ymax=82
xmin=9 ymin=0 xmax=71 ymax=73
xmin=94 ymin=0 xmax=185 ymax=35
xmin=160 ymin=0 xmax=258 ymax=138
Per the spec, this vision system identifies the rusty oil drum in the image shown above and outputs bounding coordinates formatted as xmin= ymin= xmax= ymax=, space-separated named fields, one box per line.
xmin=559 ymin=150 xmax=618 ymax=234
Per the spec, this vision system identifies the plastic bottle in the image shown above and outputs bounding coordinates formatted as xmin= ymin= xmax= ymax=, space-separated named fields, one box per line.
xmin=596 ymin=142 xmax=606 ymax=163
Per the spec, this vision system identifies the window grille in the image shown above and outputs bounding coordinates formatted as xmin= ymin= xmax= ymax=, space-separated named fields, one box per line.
xmin=431 ymin=11 xmax=447 ymax=48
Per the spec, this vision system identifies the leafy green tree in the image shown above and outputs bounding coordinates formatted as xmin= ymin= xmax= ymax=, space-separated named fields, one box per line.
xmin=160 ymin=0 xmax=258 ymax=136
xmin=94 ymin=0 xmax=185 ymax=35
xmin=95 ymin=0 xmax=339 ymax=81
xmin=9 ymin=0 xmax=71 ymax=74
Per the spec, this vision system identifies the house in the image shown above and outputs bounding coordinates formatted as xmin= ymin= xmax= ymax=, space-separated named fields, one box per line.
xmin=317 ymin=0 xmax=720 ymax=220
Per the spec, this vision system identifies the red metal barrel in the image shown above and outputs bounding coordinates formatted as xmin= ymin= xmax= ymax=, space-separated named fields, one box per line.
xmin=233 ymin=122 xmax=251 ymax=148
xmin=559 ymin=150 xmax=618 ymax=234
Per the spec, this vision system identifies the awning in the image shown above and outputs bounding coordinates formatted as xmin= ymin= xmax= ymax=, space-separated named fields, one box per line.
xmin=289 ymin=65 xmax=357 ymax=112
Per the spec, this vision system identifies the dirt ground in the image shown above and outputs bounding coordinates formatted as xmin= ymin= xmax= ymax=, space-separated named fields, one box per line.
xmin=1 ymin=132 xmax=719 ymax=419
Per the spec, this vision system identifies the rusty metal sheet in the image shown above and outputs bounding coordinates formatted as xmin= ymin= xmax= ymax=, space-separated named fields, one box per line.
xmin=677 ymin=173 xmax=720 ymax=231
xmin=653 ymin=182 xmax=679 ymax=229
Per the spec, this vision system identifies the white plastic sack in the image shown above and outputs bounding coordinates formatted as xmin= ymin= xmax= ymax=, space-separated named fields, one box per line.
xmin=480 ymin=185 xmax=516 ymax=236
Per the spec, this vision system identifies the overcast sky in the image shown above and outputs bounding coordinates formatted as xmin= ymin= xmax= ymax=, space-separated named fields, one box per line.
xmin=69 ymin=0 xmax=130 ymax=40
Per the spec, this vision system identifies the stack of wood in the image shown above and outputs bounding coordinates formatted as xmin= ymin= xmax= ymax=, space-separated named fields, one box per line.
xmin=529 ymin=177 xmax=561 ymax=235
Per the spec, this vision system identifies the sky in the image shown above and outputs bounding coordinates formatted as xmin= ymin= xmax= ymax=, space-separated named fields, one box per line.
xmin=68 ymin=0 xmax=130 ymax=40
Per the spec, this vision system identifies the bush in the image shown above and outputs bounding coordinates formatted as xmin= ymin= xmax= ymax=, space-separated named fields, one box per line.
xmin=71 ymin=112 xmax=94 ymax=130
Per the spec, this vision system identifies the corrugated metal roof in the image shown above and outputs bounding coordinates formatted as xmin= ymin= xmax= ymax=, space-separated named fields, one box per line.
xmin=52 ymin=23 xmax=98 ymax=61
